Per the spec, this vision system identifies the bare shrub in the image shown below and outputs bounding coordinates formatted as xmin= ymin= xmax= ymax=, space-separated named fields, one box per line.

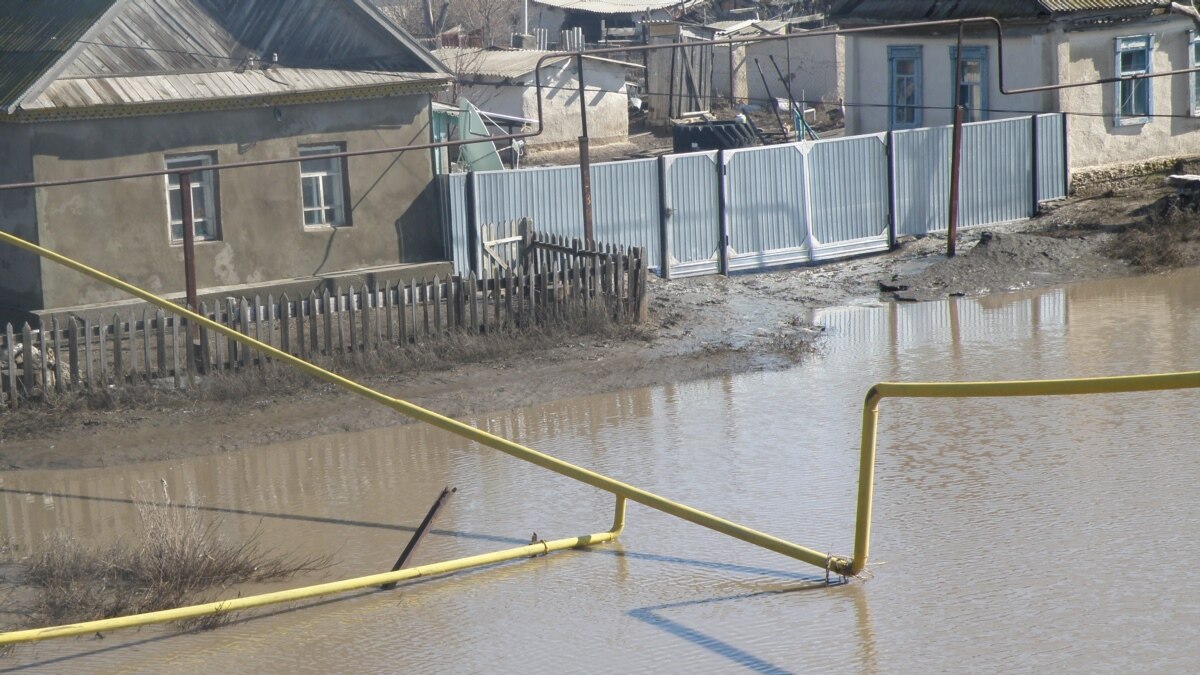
xmin=14 ymin=484 xmax=330 ymax=628
xmin=1106 ymin=196 xmax=1200 ymax=269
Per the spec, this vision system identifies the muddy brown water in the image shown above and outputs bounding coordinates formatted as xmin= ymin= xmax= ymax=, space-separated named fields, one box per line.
xmin=6 ymin=269 xmax=1200 ymax=672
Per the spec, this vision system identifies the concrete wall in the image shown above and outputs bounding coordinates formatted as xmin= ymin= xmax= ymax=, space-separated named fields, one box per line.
xmin=28 ymin=94 xmax=441 ymax=309
xmin=744 ymin=33 xmax=844 ymax=106
xmin=0 ymin=123 xmax=42 ymax=320
xmin=844 ymin=32 xmax=1051 ymax=135
xmin=455 ymin=60 xmax=629 ymax=146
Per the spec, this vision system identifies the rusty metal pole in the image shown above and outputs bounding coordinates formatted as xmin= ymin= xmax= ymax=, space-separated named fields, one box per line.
xmin=180 ymin=171 xmax=198 ymax=315
xmin=381 ymin=486 xmax=456 ymax=590
xmin=577 ymin=53 xmax=594 ymax=243
xmin=947 ymin=21 xmax=966 ymax=258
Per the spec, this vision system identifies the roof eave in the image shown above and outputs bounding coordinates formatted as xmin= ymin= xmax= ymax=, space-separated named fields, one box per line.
xmin=3 ymin=0 xmax=129 ymax=115
xmin=350 ymin=0 xmax=452 ymax=76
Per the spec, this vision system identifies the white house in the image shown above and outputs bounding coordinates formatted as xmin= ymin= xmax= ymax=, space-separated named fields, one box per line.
xmin=528 ymin=0 xmax=708 ymax=43
xmin=709 ymin=19 xmax=845 ymax=115
xmin=833 ymin=0 xmax=1200 ymax=169
xmin=432 ymin=47 xmax=639 ymax=149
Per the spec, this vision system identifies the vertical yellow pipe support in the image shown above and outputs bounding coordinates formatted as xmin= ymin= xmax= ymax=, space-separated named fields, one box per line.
xmin=850 ymin=388 xmax=882 ymax=576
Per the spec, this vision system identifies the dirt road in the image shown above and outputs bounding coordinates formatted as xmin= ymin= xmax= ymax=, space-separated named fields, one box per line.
xmin=0 ymin=182 xmax=1176 ymax=470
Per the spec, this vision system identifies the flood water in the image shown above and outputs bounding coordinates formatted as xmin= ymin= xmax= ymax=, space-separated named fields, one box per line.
xmin=6 ymin=269 xmax=1200 ymax=672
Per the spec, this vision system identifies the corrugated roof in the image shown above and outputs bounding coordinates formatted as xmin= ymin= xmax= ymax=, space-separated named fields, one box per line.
xmin=530 ymin=0 xmax=706 ymax=14
xmin=0 ymin=0 xmax=447 ymax=115
xmin=432 ymin=48 xmax=640 ymax=79
xmin=830 ymin=0 xmax=1163 ymax=21
xmin=0 ymin=0 xmax=121 ymax=111
xmin=22 ymin=68 xmax=446 ymax=110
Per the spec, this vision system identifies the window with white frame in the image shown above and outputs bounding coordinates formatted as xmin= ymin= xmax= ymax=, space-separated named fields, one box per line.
xmin=1190 ymin=31 xmax=1200 ymax=116
xmin=165 ymin=153 xmax=220 ymax=243
xmin=950 ymin=45 xmax=988 ymax=122
xmin=299 ymin=144 xmax=349 ymax=228
xmin=1115 ymin=35 xmax=1152 ymax=125
xmin=888 ymin=46 xmax=922 ymax=129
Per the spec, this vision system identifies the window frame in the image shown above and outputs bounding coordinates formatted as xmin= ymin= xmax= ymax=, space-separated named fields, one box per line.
xmin=887 ymin=45 xmax=923 ymax=130
xmin=164 ymin=152 xmax=220 ymax=245
xmin=1189 ymin=30 xmax=1200 ymax=117
xmin=299 ymin=143 xmax=351 ymax=229
xmin=1115 ymin=34 xmax=1153 ymax=126
xmin=949 ymin=45 xmax=988 ymax=122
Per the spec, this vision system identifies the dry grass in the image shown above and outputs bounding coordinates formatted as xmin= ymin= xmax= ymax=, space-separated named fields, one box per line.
xmin=9 ymin=484 xmax=330 ymax=630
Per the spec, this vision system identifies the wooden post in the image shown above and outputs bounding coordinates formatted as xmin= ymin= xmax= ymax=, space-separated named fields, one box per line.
xmin=385 ymin=283 xmax=395 ymax=344
xmin=99 ymin=319 xmax=110 ymax=387
xmin=37 ymin=321 xmax=48 ymax=395
xmin=947 ymin=21 xmax=966 ymax=258
xmin=5 ymin=323 xmax=17 ymax=407
xmin=296 ymin=295 xmax=308 ymax=359
xmin=399 ymin=282 xmax=409 ymax=345
xmin=432 ymin=276 xmax=442 ymax=337
xmin=322 ymin=289 xmax=334 ymax=355
xmin=347 ymin=284 xmax=358 ymax=353
xmin=636 ymin=248 xmax=649 ymax=322
xmin=410 ymin=278 xmax=420 ymax=344
xmin=156 ymin=310 xmax=167 ymax=377
xmin=422 ymin=278 xmax=431 ymax=338
xmin=280 ymin=294 xmax=291 ymax=355
xmin=67 ymin=318 xmax=80 ymax=389
xmin=51 ymin=316 xmax=63 ymax=394
xmin=171 ymin=314 xmax=182 ymax=389
xmin=1030 ymin=113 xmax=1040 ymax=214
xmin=83 ymin=318 xmax=94 ymax=387
xmin=21 ymin=323 xmax=34 ymax=396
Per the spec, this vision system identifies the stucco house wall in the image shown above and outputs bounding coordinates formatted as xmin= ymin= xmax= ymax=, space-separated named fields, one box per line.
xmin=842 ymin=14 xmax=1200 ymax=169
xmin=451 ymin=59 xmax=630 ymax=147
xmin=745 ymin=33 xmax=845 ymax=106
xmin=24 ymin=94 xmax=442 ymax=310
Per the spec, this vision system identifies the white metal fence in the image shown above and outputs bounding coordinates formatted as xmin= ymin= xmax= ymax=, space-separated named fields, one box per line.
xmin=443 ymin=114 xmax=1068 ymax=279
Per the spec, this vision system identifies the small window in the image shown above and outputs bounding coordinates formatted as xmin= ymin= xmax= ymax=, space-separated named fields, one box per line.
xmin=1190 ymin=31 xmax=1200 ymax=117
xmin=1115 ymin=35 xmax=1152 ymax=125
xmin=888 ymin=46 xmax=922 ymax=129
xmin=165 ymin=153 xmax=220 ymax=244
xmin=949 ymin=46 xmax=988 ymax=122
xmin=299 ymin=144 xmax=349 ymax=228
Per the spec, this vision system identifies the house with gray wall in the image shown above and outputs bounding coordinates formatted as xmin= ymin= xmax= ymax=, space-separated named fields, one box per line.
xmin=833 ymin=0 xmax=1200 ymax=170
xmin=0 ymin=0 xmax=453 ymax=321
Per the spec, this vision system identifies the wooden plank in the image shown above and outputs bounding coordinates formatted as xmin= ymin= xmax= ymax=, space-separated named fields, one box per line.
xmin=238 ymin=296 xmax=250 ymax=365
xmin=615 ymin=249 xmax=626 ymax=320
xmin=384 ymin=283 xmax=395 ymax=344
xmin=347 ymin=284 xmax=359 ymax=353
xmin=398 ymin=282 xmax=409 ymax=346
xmin=156 ymin=310 xmax=167 ymax=377
xmin=226 ymin=298 xmax=239 ymax=369
xmin=322 ymin=289 xmax=333 ymax=355
xmin=504 ymin=268 xmax=514 ymax=327
xmin=467 ymin=272 xmax=478 ymax=334
xmin=171 ymin=314 xmax=182 ymax=390
xmin=480 ymin=271 xmax=489 ymax=335
xmin=125 ymin=313 xmax=136 ymax=382
xmin=253 ymin=295 xmax=263 ymax=350
xmin=296 ymin=295 xmax=308 ymax=359
xmin=280 ymin=294 xmax=291 ymax=356
xmin=37 ymin=322 xmax=49 ymax=395
xmin=432 ymin=276 xmax=442 ymax=337
xmin=84 ymin=319 xmax=97 ymax=387
xmin=21 ymin=324 xmax=34 ymax=396
xmin=142 ymin=309 xmax=152 ymax=379
xmin=372 ymin=285 xmax=382 ymax=346
xmin=266 ymin=294 xmax=277 ymax=352
xmin=212 ymin=303 xmax=224 ymax=372
xmin=308 ymin=292 xmax=320 ymax=356
xmin=420 ymin=278 xmax=430 ymax=338
xmin=67 ymin=318 xmax=80 ymax=389
xmin=51 ymin=316 xmax=63 ymax=394
xmin=97 ymin=319 xmax=109 ymax=384
xmin=5 ymin=323 xmax=17 ymax=407
xmin=336 ymin=286 xmax=346 ymax=355
xmin=361 ymin=285 xmax=372 ymax=350
xmin=637 ymin=248 xmax=650 ymax=322
xmin=199 ymin=302 xmax=211 ymax=374
xmin=408 ymin=278 xmax=419 ymax=344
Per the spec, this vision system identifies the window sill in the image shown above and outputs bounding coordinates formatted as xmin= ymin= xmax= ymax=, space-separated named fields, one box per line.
xmin=1114 ymin=116 xmax=1149 ymax=127
xmin=302 ymin=224 xmax=352 ymax=231
xmin=169 ymin=238 xmax=221 ymax=247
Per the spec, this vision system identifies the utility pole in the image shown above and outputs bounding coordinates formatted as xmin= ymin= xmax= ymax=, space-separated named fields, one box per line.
xmin=947 ymin=21 xmax=965 ymax=258
xmin=577 ymin=53 xmax=594 ymax=242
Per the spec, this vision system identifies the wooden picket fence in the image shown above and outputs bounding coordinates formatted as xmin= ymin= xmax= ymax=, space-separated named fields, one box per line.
xmin=1 ymin=235 xmax=648 ymax=408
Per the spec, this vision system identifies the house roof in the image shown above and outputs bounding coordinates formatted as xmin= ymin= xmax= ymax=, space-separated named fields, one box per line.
xmin=530 ymin=0 xmax=707 ymax=15
xmin=830 ymin=0 xmax=1162 ymax=22
xmin=431 ymin=48 xmax=641 ymax=80
xmin=0 ymin=0 xmax=450 ymax=115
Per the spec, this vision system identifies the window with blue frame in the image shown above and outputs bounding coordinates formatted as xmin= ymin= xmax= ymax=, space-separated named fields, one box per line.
xmin=888 ymin=46 xmax=922 ymax=129
xmin=949 ymin=45 xmax=988 ymax=122
xmin=1115 ymin=35 xmax=1152 ymax=125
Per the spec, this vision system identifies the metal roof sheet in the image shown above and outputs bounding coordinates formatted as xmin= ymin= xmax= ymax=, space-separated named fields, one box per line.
xmin=22 ymin=68 xmax=447 ymax=110
xmin=831 ymin=0 xmax=1162 ymax=21
xmin=0 ymin=0 xmax=446 ymax=115
xmin=529 ymin=0 xmax=706 ymax=14
xmin=431 ymin=48 xmax=641 ymax=79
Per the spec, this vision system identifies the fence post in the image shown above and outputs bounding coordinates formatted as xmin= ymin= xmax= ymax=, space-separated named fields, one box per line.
xmin=1030 ymin=113 xmax=1040 ymax=215
xmin=886 ymin=129 xmax=897 ymax=250
xmin=5 ymin=323 xmax=17 ymax=408
xmin=466 ymin=170 xmax=480 ymax=276
xmin=657 ymin=154 xmax=672 ymax=280
xmin=716 ymin=149 xmax=730 ymax=276
xmin=1061 ymin=112 xmax=1070 ymax=196
xmin=21 ymin=324 xmax=34 ymax=396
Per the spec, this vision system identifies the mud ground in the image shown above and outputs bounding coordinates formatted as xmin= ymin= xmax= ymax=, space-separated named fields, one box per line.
xmin=0 ymin=181 xmax=1182 ymax=471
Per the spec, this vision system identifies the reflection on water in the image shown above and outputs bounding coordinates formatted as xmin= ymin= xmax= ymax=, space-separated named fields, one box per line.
xmin=6 ymin=269 xmax=1200 ymax=672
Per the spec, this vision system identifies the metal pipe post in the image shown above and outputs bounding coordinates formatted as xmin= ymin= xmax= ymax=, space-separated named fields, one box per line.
xmin=382 ymin=486 xmax=456 ymax=590
xmin=947 ymin=22 xmax=966 ymax=258
xmin=180 ymin=171 xmax=198 ymax=315
xmin=577 ymin=53 xmax=594 ymax=242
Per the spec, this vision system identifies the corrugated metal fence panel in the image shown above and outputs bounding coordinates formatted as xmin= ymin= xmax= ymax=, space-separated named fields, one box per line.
xmin=441 ymin=173 xmax=471 ymax=276
xmin=1037 ymin=113 xmax=1067 ymax=201
xmin=807 ymin=134 xmax=890 ymax=260
xmin=725 ymin=143 xmax=810 ymax=272
xmin=473 ymin=165 xmax=583 ymax=240
xmin=664 ymin=151 xmax=720 ymax=278
xmin=593 ymin=158 xmax=661 ymax=269
xmin=893 ymin=124 xmax=952 ymax=236
xmin=959 ymin=117 xmax=1032 ymax=228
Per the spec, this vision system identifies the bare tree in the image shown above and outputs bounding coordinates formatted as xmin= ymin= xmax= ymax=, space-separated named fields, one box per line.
xmin=455 ymin=0 xmax=520 ymax=46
